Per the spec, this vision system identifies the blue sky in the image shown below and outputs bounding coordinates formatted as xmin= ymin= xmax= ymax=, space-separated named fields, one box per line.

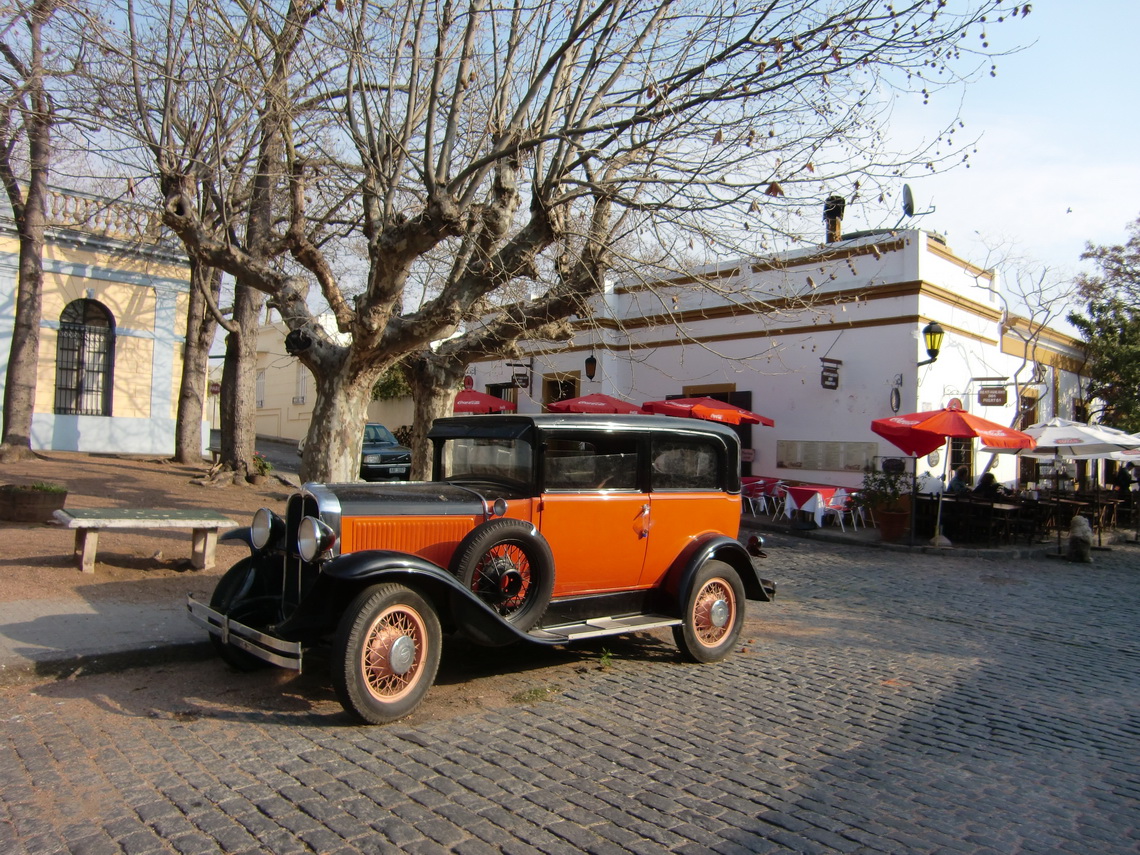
xmin=884 ymin=2 xmax=1139 ymax=280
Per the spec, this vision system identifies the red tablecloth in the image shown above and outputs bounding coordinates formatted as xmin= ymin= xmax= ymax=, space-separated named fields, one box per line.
xmin=784 ymin=484 xmax=845 ymax=526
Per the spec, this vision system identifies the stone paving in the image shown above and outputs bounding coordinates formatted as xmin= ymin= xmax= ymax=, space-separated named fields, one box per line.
xmin=1 ymin=533 xmax=1137 ymax=854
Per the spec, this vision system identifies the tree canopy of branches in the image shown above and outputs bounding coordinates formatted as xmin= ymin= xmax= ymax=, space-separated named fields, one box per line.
xmin=92 ymin=0 xmax=1026 ymax=481
xmin=1069 ymin=214 xmax=1140 ymax=432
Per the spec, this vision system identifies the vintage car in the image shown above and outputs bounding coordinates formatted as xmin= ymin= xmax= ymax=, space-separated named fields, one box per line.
xmin=189 ymin=414 xmax=774 ymax=724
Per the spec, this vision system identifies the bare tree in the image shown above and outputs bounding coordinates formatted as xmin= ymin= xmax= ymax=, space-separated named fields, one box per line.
xmin=961 ymin=248 xmax=1079 ymax=476
xmin=99 ymin=0 xmax=1026 ymax=482
xmin=0 ymin=0 xmax=61 ymax=459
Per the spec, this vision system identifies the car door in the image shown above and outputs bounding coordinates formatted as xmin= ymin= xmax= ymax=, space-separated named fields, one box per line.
xmin=642 ymin=435 xmax=739 ymax=587
xmin=536 ymin=434 xmax=648 ymax=595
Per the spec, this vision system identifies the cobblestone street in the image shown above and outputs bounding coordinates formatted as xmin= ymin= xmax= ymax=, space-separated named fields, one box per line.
xmin=2 ymin=534 xmax=1137 ymax=854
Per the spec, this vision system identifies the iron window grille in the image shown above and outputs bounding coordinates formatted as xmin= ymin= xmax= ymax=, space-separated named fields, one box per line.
xmin=54 ymin=299 xmax=114 ymax=416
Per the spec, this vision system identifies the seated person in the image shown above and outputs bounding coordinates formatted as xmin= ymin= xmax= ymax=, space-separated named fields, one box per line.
xmin=972 ymin=471 xmax=1010 ymax=500
xmin=946 ymin=466 xmax=970 ymax=495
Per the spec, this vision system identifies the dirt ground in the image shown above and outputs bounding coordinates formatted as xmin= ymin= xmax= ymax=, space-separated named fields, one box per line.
xmin=0 ymin=451 xmax=287 ymax=604
xmin=0 ymin=450 xmax=654 ymax=724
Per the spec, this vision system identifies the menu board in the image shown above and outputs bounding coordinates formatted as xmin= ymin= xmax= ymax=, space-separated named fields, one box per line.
xmin=776 ymin=440 xmax=878 ymax=473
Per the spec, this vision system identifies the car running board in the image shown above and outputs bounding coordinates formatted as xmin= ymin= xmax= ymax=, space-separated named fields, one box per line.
xmin=528 ymin=614 xmax=681 ymax=642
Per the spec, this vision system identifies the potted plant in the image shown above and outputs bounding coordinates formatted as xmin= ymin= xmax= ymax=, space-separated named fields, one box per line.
xmin=850 ymin=466 xmax=911 ymax=542
xmin=248 ymin=452 xmax=273 ymax=485
xmin=0 ymin=481 xmax=69 ymax=522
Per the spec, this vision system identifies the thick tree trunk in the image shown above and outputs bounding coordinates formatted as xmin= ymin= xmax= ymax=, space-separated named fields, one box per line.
xmin=0 ymin=6 xmax=50 ymax=459
xmin=298 ymin=377 xmax=375 ymax=484
xmin=173 ymin=262 xmax=221 ymax=463
xmin=1 ymin=203 xmax=46 ymax=456
xmin=218 ymin=283 xmax=263 ymax=479
xmin=405 ymin=352 xmax=467 ymax=480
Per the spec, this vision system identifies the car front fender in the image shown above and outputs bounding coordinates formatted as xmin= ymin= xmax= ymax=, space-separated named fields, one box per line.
xmin=317 ymin=550 xmax=559 ymax=648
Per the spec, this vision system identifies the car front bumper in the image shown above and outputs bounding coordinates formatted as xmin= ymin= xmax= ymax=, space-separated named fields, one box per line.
xmin=187 ymin=596 xmax=303 ymax=670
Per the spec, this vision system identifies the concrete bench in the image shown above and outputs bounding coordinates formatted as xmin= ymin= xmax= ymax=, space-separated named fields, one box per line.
xmin=53 ymin=508 xmax=238 ymax=574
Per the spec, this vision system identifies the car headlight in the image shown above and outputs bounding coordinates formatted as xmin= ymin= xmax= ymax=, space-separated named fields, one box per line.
xmin=297 ymin=515 xmax=337 ymax=562
xmin=362 ymin=454 xmax=381 ymax=464
xmin=251 ymin=507 xmax=285 ymax=550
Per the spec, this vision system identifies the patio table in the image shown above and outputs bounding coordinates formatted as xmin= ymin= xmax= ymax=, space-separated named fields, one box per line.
xmin=784 ymin=484 xmax=845 ymax=527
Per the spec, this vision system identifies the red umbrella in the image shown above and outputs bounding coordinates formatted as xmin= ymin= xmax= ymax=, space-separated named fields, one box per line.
xmin=872 ymin=403 xmax=1035 ymax=453
xmin=453 ymin=390 xmax=517 ymax=414
xmin=871 ymin=403 xmax=1034 ymax=547
xmin=548 ymin=393 xmax=646 ymax=414
xmin=643 ymin=397 xmax=775 ymax=427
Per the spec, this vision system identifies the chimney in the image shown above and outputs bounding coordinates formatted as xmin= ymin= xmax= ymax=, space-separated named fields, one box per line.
xmin=823 ymin=195 xmax=845 ymax=243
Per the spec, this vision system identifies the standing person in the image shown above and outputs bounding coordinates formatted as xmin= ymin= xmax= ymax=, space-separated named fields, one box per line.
xmin=1114 ymin=462 xmax=1134 ymax=506
xmin=947 ymin=466 xmax=970 ymax=495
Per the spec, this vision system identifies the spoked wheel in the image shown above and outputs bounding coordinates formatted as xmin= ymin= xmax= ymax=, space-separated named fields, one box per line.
xmin=673 ymin=560 xmax=745 ymax=664
xmin=450 ymin=519 xmax=555 ymax=631
xmin=332 ymin=584 xmax=442 ymax=725
xmin=208 ymin=558 xmax=275 ymax=671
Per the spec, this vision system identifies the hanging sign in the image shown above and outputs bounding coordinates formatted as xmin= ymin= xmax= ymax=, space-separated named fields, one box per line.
xmin=820 ymin=357 xmax=842 ymax=390
xmin=977 ymin=386 xmax=1007 ymax=406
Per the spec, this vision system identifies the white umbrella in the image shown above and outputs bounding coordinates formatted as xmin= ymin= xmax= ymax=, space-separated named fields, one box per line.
xmin=984 ymin=418 xmax=1140 ymax=550
xmin=1013 ymin=418 xmax=1140 ymax=459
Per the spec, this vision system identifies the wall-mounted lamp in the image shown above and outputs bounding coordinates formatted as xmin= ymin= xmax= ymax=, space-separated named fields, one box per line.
xmin=584 ymin=353 xmax=597 ymax=380
xmin=917 ymin=321 xmax=944 ymax=367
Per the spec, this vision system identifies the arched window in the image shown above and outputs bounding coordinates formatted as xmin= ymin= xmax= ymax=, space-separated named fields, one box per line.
xmin=55 ymin=299 xmax=115 ymax=416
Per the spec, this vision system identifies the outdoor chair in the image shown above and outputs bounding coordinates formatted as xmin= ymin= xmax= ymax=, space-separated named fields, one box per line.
xmin=822 ymin=493 xmax=860 ymax=533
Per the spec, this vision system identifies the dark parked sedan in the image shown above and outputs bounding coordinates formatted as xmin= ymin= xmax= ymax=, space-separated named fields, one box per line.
xmin=359 ymin=423 xmax=412 ymax=481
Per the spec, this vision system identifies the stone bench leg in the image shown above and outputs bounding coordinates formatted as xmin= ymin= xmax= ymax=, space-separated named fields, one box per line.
xmin=74 ymin=528 xmax=99 ymax=574
xmin=191 ymin=527 xmax=220 ymax=569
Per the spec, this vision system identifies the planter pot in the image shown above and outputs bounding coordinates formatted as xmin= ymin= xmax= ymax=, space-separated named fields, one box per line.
xmin=247 ymin=474 xmax=267 ymax=486
xmin=0 ymin=484 xmax=68 ymax=522
xmin=877 ymin=509 xmax=911 ymax=543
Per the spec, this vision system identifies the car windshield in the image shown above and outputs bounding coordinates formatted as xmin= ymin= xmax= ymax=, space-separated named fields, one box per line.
xmin=439 ymin=436 xmax=533 ymax=484
xmin=363 ymin=424 xmax=397 ymax=444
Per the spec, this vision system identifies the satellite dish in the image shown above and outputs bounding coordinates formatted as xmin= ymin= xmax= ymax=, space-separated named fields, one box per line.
xmin=902 ymin=184 xmax=915 ymax=218
xmin=894 ymin=183 xmax=934 ymax=228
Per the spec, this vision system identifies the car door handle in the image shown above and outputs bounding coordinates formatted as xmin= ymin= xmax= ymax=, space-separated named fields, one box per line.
xmin=633 ymin=503 xmax=651 ymax=539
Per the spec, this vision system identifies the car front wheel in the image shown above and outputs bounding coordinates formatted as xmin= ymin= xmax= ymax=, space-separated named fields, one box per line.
xmin=673 ymin=560 xmax=745 ymax=663
xmin=332 ymin=583 xmax=442 ymax=725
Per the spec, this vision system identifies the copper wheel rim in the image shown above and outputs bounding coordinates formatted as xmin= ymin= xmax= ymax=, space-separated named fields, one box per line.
xmin=362 ymin=604 xmax=428 ymax=702
xmin=693 ymin=578 xmax=736 ymax=647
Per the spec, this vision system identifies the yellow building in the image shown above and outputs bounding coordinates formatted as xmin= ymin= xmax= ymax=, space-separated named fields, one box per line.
xmin=0 ymin=188 xmax=196 ymax=454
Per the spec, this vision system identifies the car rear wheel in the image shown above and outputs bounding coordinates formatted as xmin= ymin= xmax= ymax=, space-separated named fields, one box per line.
xmin=673 ymin=560 xmax=745 ymax=663
xmin=208 ymin=558 xmax=274 ymax=671
xmin=332 ymin=583 xmax=442 ymax=725
xmin=450 ymin=519 xmax=555 ymax=632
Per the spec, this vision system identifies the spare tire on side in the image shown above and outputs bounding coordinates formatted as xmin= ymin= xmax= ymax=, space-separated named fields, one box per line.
xmin=449 ymin=518 xmax=555 ymax=632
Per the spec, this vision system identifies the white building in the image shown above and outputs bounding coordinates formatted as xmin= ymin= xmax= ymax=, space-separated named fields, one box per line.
xmin=467 ymin=225 xmax=1086 ymax=490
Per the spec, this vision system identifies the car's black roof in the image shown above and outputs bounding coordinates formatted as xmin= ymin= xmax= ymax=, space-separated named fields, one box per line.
xmin=428 ymin=413 xmax=741 ymax=443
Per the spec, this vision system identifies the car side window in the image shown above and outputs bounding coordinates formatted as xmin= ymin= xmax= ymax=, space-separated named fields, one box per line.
xmin=651 ymin=438 xmax=720 ymax=491
xmin=544 ymin=436 xmax=639 ymax=491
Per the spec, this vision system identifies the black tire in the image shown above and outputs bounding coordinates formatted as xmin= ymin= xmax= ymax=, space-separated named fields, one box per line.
xmin=450 ymin=519 xmax=555 ymax=632
xmin=208 ymin=558 xmax=274 ymax=671
xmin=331 ymin=584 xmax=442 ymax=725
xmin=673 ymin=560 xmax=745 ymax=664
